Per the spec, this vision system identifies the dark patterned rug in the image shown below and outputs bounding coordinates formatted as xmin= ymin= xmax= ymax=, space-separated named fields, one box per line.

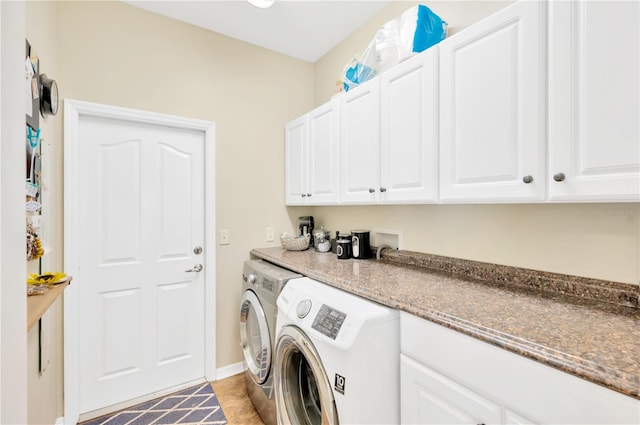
xmin=80 ymin=382 xmax=227 ymax=425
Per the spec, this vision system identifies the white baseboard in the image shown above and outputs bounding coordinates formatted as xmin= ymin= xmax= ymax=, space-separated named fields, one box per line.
xmin=215 ymin=362 xmax=244 ymax=380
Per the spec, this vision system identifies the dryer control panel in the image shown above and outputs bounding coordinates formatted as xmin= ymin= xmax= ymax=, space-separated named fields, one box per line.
xmin=312 ymin=304 xmax=346 ymax=340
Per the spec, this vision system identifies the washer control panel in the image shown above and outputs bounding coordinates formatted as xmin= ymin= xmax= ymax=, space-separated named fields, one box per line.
xmin=312 ymin=304 xmax=346 ymax=340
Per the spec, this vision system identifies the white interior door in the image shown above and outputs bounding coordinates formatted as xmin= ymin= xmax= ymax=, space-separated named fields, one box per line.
xmin=64 ymin=101 xmax=216 ymax=420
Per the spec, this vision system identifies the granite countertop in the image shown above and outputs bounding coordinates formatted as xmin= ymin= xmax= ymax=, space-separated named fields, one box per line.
xmin=250 ymin=246 xmax=640 ymax=400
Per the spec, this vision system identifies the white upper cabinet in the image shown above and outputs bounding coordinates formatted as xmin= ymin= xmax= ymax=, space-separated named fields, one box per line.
xmin=380 ymin=46 xmax=439 ymax=204
xmin=285 ymin=115 xmax=307 ymax=205
xmin=439 ymin=1 xmax=546 ymax=203
xmin=286 ymin=0 xmax=639 ymax=206
xmin=308 ymin=100 xmax=340 ymax=204
xmin=548 ymin=0 xmax=640 ymax=202
xmin=339 ymin=78 xmax=381 ymax=204
xmin=285 ymin=100 xmax=340 ymax=206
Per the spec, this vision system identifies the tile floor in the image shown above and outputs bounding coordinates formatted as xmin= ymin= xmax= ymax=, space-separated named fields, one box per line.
xmin=212 ymin=373 xmax=264 ymax=425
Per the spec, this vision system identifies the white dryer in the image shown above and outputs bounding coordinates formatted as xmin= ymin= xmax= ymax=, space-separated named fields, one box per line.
xmin=274 ymin=277 xmax=400 ymax=425
xmin=240 ymin=260 xmax=301 ymax=425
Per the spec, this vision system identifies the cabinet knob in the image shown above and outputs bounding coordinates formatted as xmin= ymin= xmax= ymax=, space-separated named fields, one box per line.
xmin=522 ymin=175 xmax=533 ymax=184
xmin=380 ymin=187 xmax=387 ymax=192
xmin=307 ymin=193 xmax=312 ymax=197
xmin=553 ymin=173 xmax=566 ymax=182
xmin=301 ymin=193 xmax=307 ymax=198
xmin=368 ymin=188 xmax=376 ymax=193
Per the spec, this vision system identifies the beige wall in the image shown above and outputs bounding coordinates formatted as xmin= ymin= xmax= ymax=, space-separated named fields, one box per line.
xmin=311 ymin=1 xmax=640 ymax=285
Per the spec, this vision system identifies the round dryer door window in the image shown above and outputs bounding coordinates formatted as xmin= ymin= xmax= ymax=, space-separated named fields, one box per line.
xmin=240 ymin=290 xmax=271 ymax=384
xmin=275 ymin=326 xmax=339 ymax=425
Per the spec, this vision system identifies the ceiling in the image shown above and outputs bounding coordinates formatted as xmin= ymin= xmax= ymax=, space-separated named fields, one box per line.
xmin=123 ymin=0 xmax=391 ymax=63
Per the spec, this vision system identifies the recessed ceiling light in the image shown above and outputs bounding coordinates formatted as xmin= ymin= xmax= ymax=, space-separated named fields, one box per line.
xmin=247 ymin=0 xmax=275 ymax=8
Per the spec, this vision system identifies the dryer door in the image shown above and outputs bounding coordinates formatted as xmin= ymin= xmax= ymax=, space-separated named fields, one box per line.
xmin=240 ymin=290 xmax=271 ymax=384
xmin=275 ymin=325 xmax=339 ymax=425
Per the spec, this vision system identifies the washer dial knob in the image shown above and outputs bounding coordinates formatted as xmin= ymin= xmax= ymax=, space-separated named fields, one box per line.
xmin=296 ymin=299 xmax=312 ymax=318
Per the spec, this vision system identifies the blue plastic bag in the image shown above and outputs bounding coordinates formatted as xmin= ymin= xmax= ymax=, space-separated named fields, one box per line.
xmin=343 ymin=61 xmax=376 ymax=92
xmin=412 ymin=4 xmax=448 ymax=53
xmin=340 ymin=4 xmax=447 ymax=92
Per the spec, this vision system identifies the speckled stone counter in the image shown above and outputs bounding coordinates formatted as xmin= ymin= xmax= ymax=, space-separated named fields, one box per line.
xmin=250 ymin=247 xmax=640 ymax=400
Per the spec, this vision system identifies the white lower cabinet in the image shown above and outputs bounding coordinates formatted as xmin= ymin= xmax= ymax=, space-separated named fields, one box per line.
xmin=400 ymin=312 xmax=640 ymax=425
xmin=401 ymin=354 xmax=503 ymax=425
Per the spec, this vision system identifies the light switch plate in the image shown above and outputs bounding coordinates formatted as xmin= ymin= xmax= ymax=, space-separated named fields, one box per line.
xmin=219 ymin=229 xmax=230 ymax=245
xmin=266 ymin=227 xmax=275 ymax=242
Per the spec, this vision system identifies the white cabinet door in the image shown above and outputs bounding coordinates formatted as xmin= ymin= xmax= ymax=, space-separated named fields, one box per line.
xmin=401 ymin=354 xmax=501 ymax=425
xmin=440 ymin=1 xmax=546 ymax=202
xmin=381 ymin=47 xmax=439 ymax=204
xmin=285 ymin=115 xmax=308 ymax=205
xmin=340 ymin=79 xmax=381 ymax=204
xmin=548 ymin=0 xmax=640 ymax=201
xmin=308 ymin=99 xmax=340 ymax=204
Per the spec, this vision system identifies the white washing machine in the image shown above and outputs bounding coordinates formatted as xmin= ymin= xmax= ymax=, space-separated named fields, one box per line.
xmin=240 ymin=260 xmax=301 ymax=425
xmin=274 ymin=277 xmax=400 ymax=425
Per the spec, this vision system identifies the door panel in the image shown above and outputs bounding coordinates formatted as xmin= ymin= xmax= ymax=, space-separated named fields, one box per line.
xmin=453 ymin=23 xmax=518 ymax=183
xmin=99 ymin=141 xmax=141 ymax=264
xmin=381 ymin=47 xmax=438 ymax=203
xmin=157 ymin=281 xmax=192 ymax=364
xmin=78 ymin=116 xmax=205 ymax=414
xmin=308 ymin=100 xmax=340 ymax=204
xmin=101 ymin=288 xmax=142 ymax=378
xmin=340 ymin=79 xmax=381 ymax=204
xmin=285 ymin=116 xmax=307 ymax=205
xmin=158 ymin=143 xmax=193 ymax=257
xmin=401 ymin=354 xmax=501 ymax=425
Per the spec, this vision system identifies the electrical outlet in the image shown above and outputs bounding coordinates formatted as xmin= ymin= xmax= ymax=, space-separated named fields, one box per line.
xmin=219 ymin=229 xmax=230 ymax=245
xmin=266 ymin=227 xmax=275 ymax=242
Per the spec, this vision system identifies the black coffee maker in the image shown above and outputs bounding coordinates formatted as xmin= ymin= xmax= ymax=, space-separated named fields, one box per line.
xmin=298 ymin=216 xmax=315 ymax=247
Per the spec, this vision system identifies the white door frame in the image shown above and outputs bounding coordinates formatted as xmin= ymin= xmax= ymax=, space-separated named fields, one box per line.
xmin=63 ymin=99 xmax=216 ymax=425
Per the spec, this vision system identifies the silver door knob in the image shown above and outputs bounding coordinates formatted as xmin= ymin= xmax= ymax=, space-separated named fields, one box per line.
xmin=553 ymin=173 xmax=566 ymax=182
xmin=368 ymin=188 xmax=375 ymax=193
xmin=186 ymin=264 xmax=203 ymax=273
xmin=522 ymin=175 xmax=533 ymax=184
